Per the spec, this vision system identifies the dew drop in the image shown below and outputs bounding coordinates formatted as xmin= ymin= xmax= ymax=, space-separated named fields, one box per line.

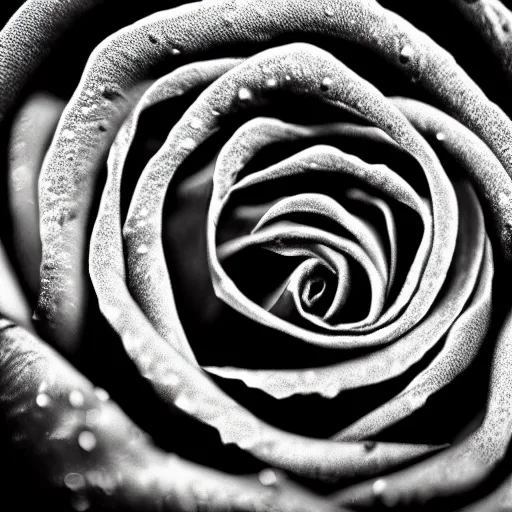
xmin=63 ymin=129 xmax=76 ymax=140
xmin=85 ymin=89 xmax=95 ymax=97
xmin=284 ymin=75 xmax=292 ymax=81
xmin=239 ymin=433 xmax=258 ymax=450
xmin=124 ymin=333 xmax=142 ymax=351
xmin=399 ymin=45 xmax=414 ymax=63
xmin=265 ymin=78 xmax=278 ymax=88
xmin=36 ymin=393 xmax=51 ymax=408
xmin=81 ymin=106 xmax=91 ymax=115
xmin=324 ymin=7 xmax=335 ymax=17
xmin=304 ymin=370 xmax=316 ymax=384
xmin=321 ymin=77 xmax=333 ymax=91
xmin=211 ymin=109 xmax=221 ymax=117
xmin=137 ymin=244 xmax=149 ymax=255
xmin=238 ymin=87 xmax=253 ymax=102
xmin=171 ymin=48 xmax=181 ymax=56
xmin=78 ymin=431 xmax=97 ymax=452
xmin=435 ymin=131 xmax=446 ymax=141
xmin=259 ymin=469 xmax=278 ymax=487
xmin=64 ymin=472 xmax=86 ymax=491
xmin=175 ymin=394 xmax=195 ymax=413
xmin=325 ymin=384 xmax=339 ymax=398
xmin=181 ymin=138 xmax=196 ymax=151
xmin=190 ymin=118 xmax=203 ymax=130
xmin=364 ymin=440 xmax=377 ymax=452
xmin=309 ymin=162 xmax=319 ymax=169
xmin=69 ymin=390 xmax=85 ymax=408
xmin=373 ymin=479 xmax=387 ymax=496
xmin=139 ymin=207 xmax=149 ymax=217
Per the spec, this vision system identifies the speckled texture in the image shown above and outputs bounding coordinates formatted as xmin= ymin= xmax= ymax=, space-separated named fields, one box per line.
xmin=2 ymin=0 xmax=512 ymax=510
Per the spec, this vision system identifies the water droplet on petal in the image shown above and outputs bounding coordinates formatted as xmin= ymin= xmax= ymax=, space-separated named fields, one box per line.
xmin=259 ymin=469 xmax=278 ymax=487
xmin=364 ymin=440 xmax=377 ymax=452
xmin=399 ymin=45 xmax=414 ymax=63
xmin=284 ymin=75 xmax=292 ymax=81
xmin=63 ymin=129 xmax=76 ymax=140
xmin=137 ymin=244 xmax=149 ymax=255
xmin=78 ymin=431 xmax=97 ymax=452
xmin=85 ymin=89 xmax=95 ymax=97
xmin=139 ymin=207 xmax=149 ymax=217
xmin=321 ymin=77 xmax=333 ymax=91
xmin=64 ymin=472 xmax=86 ymax=491
xmin=309 ymin=162 xmax=319 ymax=169
xmin=190 ymin=118 xmax=203 ymax=130
xmin=69 ymin=390 xmax=85 ymax=408
xmin=36 ymin=393 xmax=51 ymax=408
xmin=436 ymin=131 xmax=446 ymax=141
xmin=373 ymin=479 xmax=387 ymax=496
xmin=175 ymin=394 xmax=195 ymax=413
xmin=38 ymin=381 xmax=48 ymax=393
xmin=171 ymin=48 xmax=181 ymax=56
xmin=325 ymin=384 xmax=339 ymax=398
xmin=239 ymin=433 xmax=258 ymax=450
xmin=81 ymin=106 xmax=91 ymax=115
xmin=211 ymin=109 xmax=221 ymax=117
xmin=305 ymin=370 xmax=316 ymax=384
xmin=324 ymin=7 xmax=335 ymax=16
xmin=181 ymin=138 xmax=196 ymax=151
xmin=238 ymin=87 xmax=253 ymax=102
xmin=265 ymin=78 xmax=278 ymax=88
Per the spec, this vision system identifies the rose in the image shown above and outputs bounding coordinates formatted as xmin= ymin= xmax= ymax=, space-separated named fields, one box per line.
xmin=2 ymin=0 xmax=512 ymax=510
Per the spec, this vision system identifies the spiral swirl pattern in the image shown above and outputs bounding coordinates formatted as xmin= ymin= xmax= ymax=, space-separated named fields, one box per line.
xmin=2 ymin=1 xmax=512 ymax=511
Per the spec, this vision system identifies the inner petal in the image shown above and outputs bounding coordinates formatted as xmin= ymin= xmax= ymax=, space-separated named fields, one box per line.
xmin=218 ymin=222 xmax=382 ymax=329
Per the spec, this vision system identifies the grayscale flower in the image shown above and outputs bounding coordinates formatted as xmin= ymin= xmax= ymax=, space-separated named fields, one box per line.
xmin=1 ymin=1 xmax=512 ymax=510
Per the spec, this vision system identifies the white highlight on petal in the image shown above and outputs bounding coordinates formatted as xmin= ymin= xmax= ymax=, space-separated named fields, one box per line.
xmin=78 ymin=431 xmax=97 ymax=452
xmin=259 ymin=469 xmax=278 ymax=487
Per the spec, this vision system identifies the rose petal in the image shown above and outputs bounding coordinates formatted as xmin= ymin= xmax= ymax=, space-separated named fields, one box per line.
xmin=8 ymin=92 xmax=65 ymax=296
xmin=0 ymin=318 xmax=341 ymax=512
xmin=35 ymin=0 xmax=512 ymax=354
xmin=205 ymin=180 xmax=487 ymax=399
